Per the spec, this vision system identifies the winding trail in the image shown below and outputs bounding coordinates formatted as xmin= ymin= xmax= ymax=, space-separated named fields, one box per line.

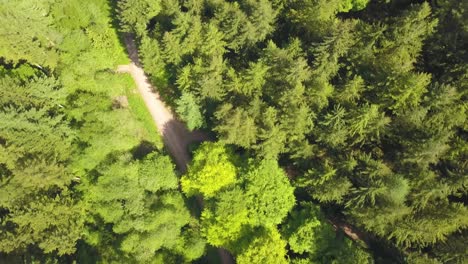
xmin=117 ymin=34 xmax=233 ymax=264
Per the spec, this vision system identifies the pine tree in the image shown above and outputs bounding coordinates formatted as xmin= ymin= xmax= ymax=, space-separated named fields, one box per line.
xmin=0 ymin=0 xmax=60 ymax=67
xmin=176 ymin=92 xmax=204 ymax=131
xmin=214 ymin=104 xmax=258 ymax=148
xmin=0 ymin=75 xmax=82 ymax=255
xmin=255 ymin=106 xmax=286 ymax=159
xmin=296 ymin=159 xmax=352 ymax=203
xmin=240 ymin=0 xmax=278 ymax=44
xmin=118 ymin=0 xmax=161 ymax=36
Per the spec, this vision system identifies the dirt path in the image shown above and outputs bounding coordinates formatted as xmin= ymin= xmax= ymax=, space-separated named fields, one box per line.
xmin=118 ymin=34 xmax=234 ymax=264
xmin=117 ymin=37 xmax=201 ymax=172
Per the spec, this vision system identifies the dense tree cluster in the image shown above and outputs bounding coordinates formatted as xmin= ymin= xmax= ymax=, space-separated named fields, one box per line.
xmin=82 ymin=153 xmax=204 ymax=263
xmin=0 ymin=0 xmax=201 ymax=262
xmin=181 ymin=142 xmax=368 ymax=263
xmin=1 ymin=0 xmax=466 ymax=263
xmin=0 ymin=71 xmax=81 ymax=255
xmin=182 ymin=143 xmax=295 ymax=261
xmin=119 ymin=0 xmax=467 ymax=262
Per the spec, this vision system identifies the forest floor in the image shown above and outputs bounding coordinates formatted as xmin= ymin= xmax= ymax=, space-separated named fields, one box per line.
xmin=117 ymin=34 xmax=233 ymax=264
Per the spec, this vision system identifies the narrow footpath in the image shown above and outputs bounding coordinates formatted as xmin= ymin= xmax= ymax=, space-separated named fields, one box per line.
xmin=117 ymin=34 xmax=233 ymax=264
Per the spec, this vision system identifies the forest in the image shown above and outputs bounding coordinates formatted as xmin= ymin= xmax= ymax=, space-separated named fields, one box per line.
xmin=0 ymin=0 xmax=466 ymax=263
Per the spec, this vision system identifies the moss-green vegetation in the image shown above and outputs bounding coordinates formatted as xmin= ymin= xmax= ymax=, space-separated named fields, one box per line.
xmin=123 ymin=74 xmax=163 ymax=148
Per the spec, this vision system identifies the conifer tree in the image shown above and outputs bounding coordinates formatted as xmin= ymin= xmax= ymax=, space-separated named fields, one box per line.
xmin=176 ymin=92 xmax=204 ymax=131
xmin=0 ymin=0 xmax=59 ymax=67
xmin=0 ymin=75 xmax=83 ymax=255
xmin=118 ymin=0 xmax=161 ymax=36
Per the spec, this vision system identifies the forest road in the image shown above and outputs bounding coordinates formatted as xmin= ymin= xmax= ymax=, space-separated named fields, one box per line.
xmin=117 ymin=34 xmax=234 ymax=264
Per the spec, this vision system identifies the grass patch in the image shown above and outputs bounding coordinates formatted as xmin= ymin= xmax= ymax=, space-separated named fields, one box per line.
xmin=121 ymin=74 xmax=163 ymax=149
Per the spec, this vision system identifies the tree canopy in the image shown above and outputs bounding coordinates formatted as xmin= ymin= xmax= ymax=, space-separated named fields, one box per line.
xmin=1 ymin=0 xmax=467 ymax=263
xmin=118 ymin=0 xmax=467 ymax=262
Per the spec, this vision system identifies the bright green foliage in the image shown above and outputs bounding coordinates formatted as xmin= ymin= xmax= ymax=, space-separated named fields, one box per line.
xmin=244 ymin=159 xmax=295 ymax=226
xmin=85 ymin=152 xmax=204 ymax=262
xmin=282 ymin=203 xmax=335 ymax=255
xmin=184 ymin=147 xmax=294 ymax=257
xmin=236 ymin=228 xmax=288 ymax=264
xmin=201 ymin=187 xmax=250 ymax=246
xmin=200 ymin=159 xmax=295 ymax=248
xmin=194 ymin=155 xmax=294 ymax=259
xmin=283 ymin=204 xmax=373 ymax=264
xmin=181 ymin=142 xmax=237 ymax=198
xmin=0 ymin=0 xmax=59 ymax=67
xmin=176 ymin=92 xmax=204 ymax=131
xmin=340 ymin=0 xmax=369 ymax=12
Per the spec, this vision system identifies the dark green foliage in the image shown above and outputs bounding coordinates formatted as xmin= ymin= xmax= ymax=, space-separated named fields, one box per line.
xmin=0 ymin=0 xmax=196 ymax=262
xmin=0 ymin=74 xmax=82 ymax=255
xmin=124 ymin=0 xmax=467 ymax=262
xmin=236 ymin=227 xmax=288 ymax=264
xmin=2 ymin=0 xmax=467 ymax=262
xmin=214 ymin=104 xmax=258 ymax=148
